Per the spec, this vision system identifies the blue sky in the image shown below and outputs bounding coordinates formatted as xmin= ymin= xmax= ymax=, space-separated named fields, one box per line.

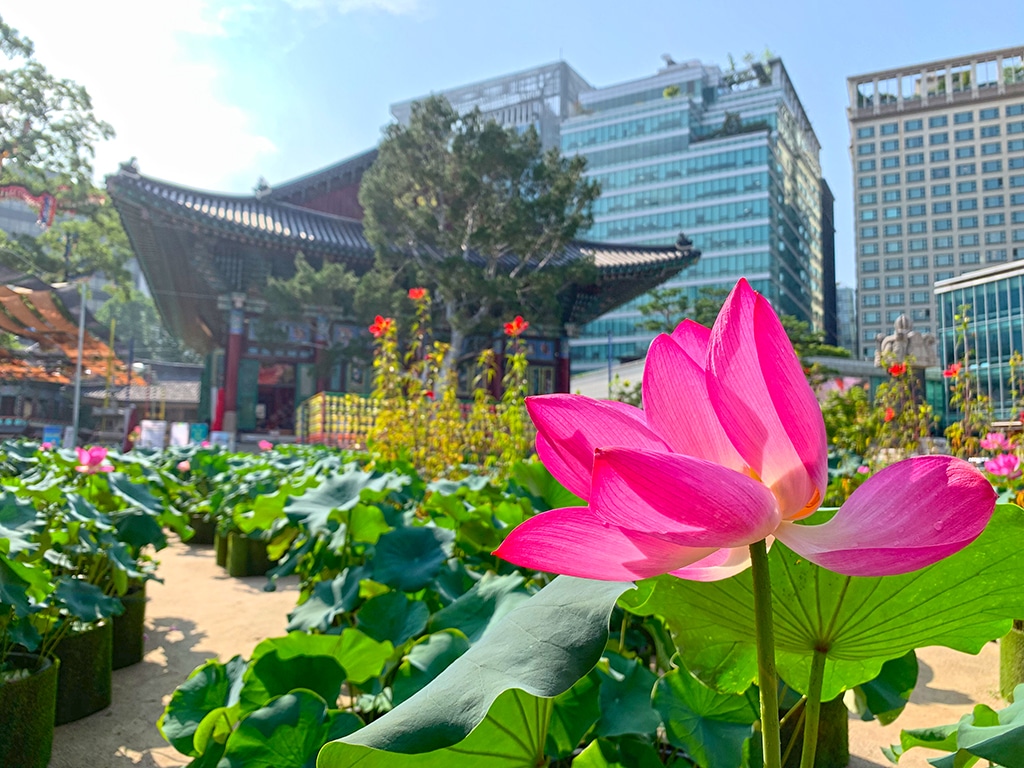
xmin=7 ymin=1 xmax=1023 ymax=286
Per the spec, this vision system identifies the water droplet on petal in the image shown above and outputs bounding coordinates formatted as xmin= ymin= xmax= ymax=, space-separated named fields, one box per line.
xmin=933 ymin=521 xmax=944 ymax=532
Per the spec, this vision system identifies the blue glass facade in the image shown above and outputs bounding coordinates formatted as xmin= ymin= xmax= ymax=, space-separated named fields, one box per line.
xmin=561 ymin=59 xmax=826 ymax=371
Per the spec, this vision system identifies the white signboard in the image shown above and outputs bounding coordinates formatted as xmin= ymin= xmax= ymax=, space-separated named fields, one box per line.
xmin=139 ymin=420 xmax=167 ymax=450
xmin=169 ymin=422 xmax=190 ymax=447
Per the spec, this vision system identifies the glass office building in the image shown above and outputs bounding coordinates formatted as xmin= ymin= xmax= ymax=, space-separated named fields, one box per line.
xmin=561 ymin=58 xmax=827 ymax=371
xmin=849 ymin=46 xmax=1024 ymax=361
xmin=935 ymin=261 xmax=1024 ymax=420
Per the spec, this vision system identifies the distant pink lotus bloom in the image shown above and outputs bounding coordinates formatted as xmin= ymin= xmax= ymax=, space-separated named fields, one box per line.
xmin=177 ymin=460 xmax=191 ymax=473
xmin=985 ymin=453 xmax=1021 ymax=479
xmin=980 ymin=432 xmax=1012 ymax=452
xmin=201 ymin=441 xmax=211 ymax=448
xmin=495 ymin=279 xmax=996 ymax=581
xmin=41 ymin=441 xmax=53 ymax=450
xmin=75 ymin=445 xmax=113 ymax=474
xmin=856 ymin=465 xmax=870 ymax=475
xmin=258 ymin=439 xmax=273 ymax=451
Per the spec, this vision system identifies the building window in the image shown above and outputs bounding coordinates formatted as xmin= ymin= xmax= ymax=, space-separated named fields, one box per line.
xmin=931 ymin=149 xmax=950 ymax=162
xmin=957 ymin=163 xmax=976 ymax=176
xmin=911 ymin=292 xmax=930 ymax=303
xmin=858 ymin=159 xmax=877 ymax=172
xmin=954 ymin=128 xmax=974 ymax=141
xmin=909 ymin=238 xmax=928 ymax=251
xmin=863 ymin=311 xmax=882 ymax=323
xmin=980 ymin=107 xmax=999 ymax=120
xmin=983 ymin=178 xmax=1004 ymax=191
xmin=960 ymin=251 xmax=981 ymax=264
xmin=857 ymin=126 xmax=875 ymax=139
xmin=885 ymin=257 xmax=904 ymax=270
xmin=881 ymin=139 xmax=899 ymax=152
xmin=908 ymin=220 xmax=927 ymax=233
xmin=912 ymin=308 xmax=931 ymax=321
xmin=910 ymin=273 xmax=930 ymax=285
xmin=862 ymin=259 xmax=879 ymax=272
xmin=1012 ymin=174 xmax=1024 ymax=188
xmin=859 ymin=176 xmax=877 ymax=188
xmin=985 ymin=195 xmax=1005 ymax=208
xmin=934 ymin=236 xmax=954 ymax=249
xmin=931 ymin=167 xmax=951 ymax=179
xmin=930 ymin=133 xmax=949 ymax=146
xmin=881 ymin=122 xmax=898 ymax=135
xmin=910 ymin=256 xmax=929 ymax=268
xmin=886 ymin=310 xmax=903 ymax=323
xmin=862 ymin=277 xmax=880 ymax=289
xmin=862 ymin=243 xmax=880 ymax=255
xmin=1008 ymin=105 xmax=1024 ymax=117
xmin=928 ymin=116 xmax=948 ymax=128
xmin=905 ymin=136 xmax=924 ymax=149
xmin=883 ymin=190 xmax=902 ymax=202
xmin=958 ymin=215 xmax=979 ymax=229
xmin=886 ymin=293 xmax=905 ymax=306
xmin=934 ymin=253 xmax=954 ymax=266
xmin=860 ymin=226 xmax=878 ymax=238
xmin=907 ymin=185 xmax=926 ymax=197
xmin=859 ymin=192 xmax=878 ymax=204
xmin=982 ymin=142 xmax=1002 ymax=155
xmin=987 ymin=249 xmax=1008 ymax=262
xmin=956 ymin=146 xmax=976 ymax=159
xmin=932 ymin=183 xmax=951 ymax=196
xmin=958 ymin=181 xmax=978 ymax=194
xmin=985 ymin=213 xmax=1006 ymax=226
xmin=860 ymin=209 xmax=878 ymax=221
xmin=936 ymin=270 xmax=955 ymax=280
xmin=1011 ymin=140 xmax=1024 ymax=152
xmin=933 ymin=201 xmax=952 ymax=214
xmin=986 ymin=231 xmax=1007 ymax=244
xmin=1010 ymin=120 xmax=1024 ymax=134
xmin=933 ymin=218 xmax=953 ymax=231
xmin=883 ymin=173 xmax=901 ymax=185
xmin=959 ymin=234 xmax=980 ymax=247
xmin=883 ymin=206 xmax=901 ymax=219
xmin=882 ymin=156 xmax=900 ymax=169
xmin=858 ymin=143 xmax=876 ymax=155
xmin=884 ymin=241 xmax=904 ymax=253
xmin=883 ymin=223 xmax=903 ymax=236
xmin=959 ymin=198 xmax=978 ymax=211
xmin=906 ymin=153 xmax=925 ymax=166
xmin=905 ymin=118 xmax=923 ymax=131
xmin=954 ymin=111 xmax=973 ymax=124
xmin=863 ymin=329 xmax=877 ymax=342
xmin=982 ymin=160 xmax=1003 ymax=173
xmin=981 ymin=125 xmax=1001 ymax=137
xmin=863 ymin=294 xmax=881 ymax=307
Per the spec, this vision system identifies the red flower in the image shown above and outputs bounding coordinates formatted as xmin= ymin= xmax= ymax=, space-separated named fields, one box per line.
xmin=408 ymin=287 xmax=427 ymax=301
xmin=943 ymin=362 xmax=962 ymax=378
xmin=888 ymin=363 xmax=907 ymax=376
xmin=424 ymin=390 xmax=435 ymax=400
xmin=884 ymin=407 xmax=895 ymax=422
xmin=504 ymin=315 xmax=529 ymax=337
xmin=369 ymin=315 xmax=393 ymax=338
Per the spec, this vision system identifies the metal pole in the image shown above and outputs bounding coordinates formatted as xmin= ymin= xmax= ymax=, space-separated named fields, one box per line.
xmin=607 ymin=329 xmax=613 ymax=398
xmin=71 ymin=281 xmax=86 ymax=444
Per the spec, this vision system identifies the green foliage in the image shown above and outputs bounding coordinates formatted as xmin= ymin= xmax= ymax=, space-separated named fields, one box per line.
xmin=262 ymin=253 xmax=360 ymax=319
xmin=946 ymin=305 xmax=994 ymax=458
xmin=96 ymin=287 xmax=197 ymax=362
xmin=359 ymin=95 xmax=600 ymax=371
xmin=636 ymin=286 xmax=690 ymax=333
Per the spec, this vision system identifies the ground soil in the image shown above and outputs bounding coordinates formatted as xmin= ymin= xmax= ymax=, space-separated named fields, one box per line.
xmin=49 ymin=540 xmax=1006 ymax=768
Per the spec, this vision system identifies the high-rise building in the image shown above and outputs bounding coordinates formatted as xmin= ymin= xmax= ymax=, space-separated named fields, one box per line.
xmin=835 ymin=284 xmax=857 ymax=355
xmin=848 ymin=46 xmax=1024 ymax=361
xmin=390 ymin=62 xmax=591 ymax=151
xmin=560 ymin=57 xmax=829 ymax=370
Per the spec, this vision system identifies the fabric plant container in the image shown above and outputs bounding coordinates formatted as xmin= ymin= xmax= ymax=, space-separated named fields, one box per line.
xmin=226 ymin=531 xmax=272 ymax=577
xmin=1001 ymin=620 xmax=1024 ymax=701
xmin=780 ymin=695 xmax=849 ymax=768
xmin=188 ymin=513 xmax=216 ymax=545
xmin=112 ymin=581 xmax=147 ymax=670
xmin=54 ymin=619 xmax=113 ymax=725
xmin=0 ymin=653 xmax=58 ymax=768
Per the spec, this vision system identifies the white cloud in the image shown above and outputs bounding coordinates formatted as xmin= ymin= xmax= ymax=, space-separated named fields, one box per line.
xmin=282 ymin=0 xmax=421 ymax=14
xmin=6 ymin=0 xmax=276 ymax=192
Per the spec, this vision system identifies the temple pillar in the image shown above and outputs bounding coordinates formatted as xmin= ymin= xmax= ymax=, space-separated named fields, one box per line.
xmin=222 ymin=297 xmax=245 ymax=435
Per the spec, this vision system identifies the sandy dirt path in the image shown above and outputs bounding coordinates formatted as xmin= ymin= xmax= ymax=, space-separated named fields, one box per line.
xmin=49 ymin=540 xmax=1005 ymax=767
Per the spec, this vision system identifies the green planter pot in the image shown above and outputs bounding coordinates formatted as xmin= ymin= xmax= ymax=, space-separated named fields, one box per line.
xmin=0 ymin=653 xmax=58 ymax=768
xmin=188 ymin=513 xmax=216 ymax=545
xmin=780 ymin=695 xmax=849 ymax=768
xmin=215 ymin=530 xmax=228 ymax=568
xmin=54 ymin=620 xmax=113 ymax=725
xmin=1000 ymin=620 xmax=1024 ymax=701
xmin=112 ymin=582 xmax=147 ymax=670
xmin=226 ymin=531 xmax=272 ymax=577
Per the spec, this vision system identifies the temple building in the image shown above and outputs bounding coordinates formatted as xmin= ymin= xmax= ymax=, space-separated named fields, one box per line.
xmin=107 ymin=153 xmax=699 ymax=438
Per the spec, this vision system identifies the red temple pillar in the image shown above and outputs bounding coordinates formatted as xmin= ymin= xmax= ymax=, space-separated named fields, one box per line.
xmin=222 ymin=302 xmax=245 ymax=435
xmin=555 ymin=337 xmax=571 ymax=393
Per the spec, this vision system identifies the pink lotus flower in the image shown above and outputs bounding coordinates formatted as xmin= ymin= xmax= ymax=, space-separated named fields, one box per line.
xmin=495 ymin=279 xmax=995 ymax=581
xmin=75 ymin=445 xmax=113 ymax=474
xmin=857 ymin=465 xmax=870 ymax=475
xmin=41 ymin=441 xmax=53 ymax=450
xmin=201 ymin=440 xmax=211 ymax=448
xmin=258 ymin=439 xmax=273 ymax=451
xmin=980 ymin=432 xmax=1012 ymax=452
xmin=177 ymin=460 xmax=191 ymax=473
xmin=985 ymin=453 xmax=1021 ymax=479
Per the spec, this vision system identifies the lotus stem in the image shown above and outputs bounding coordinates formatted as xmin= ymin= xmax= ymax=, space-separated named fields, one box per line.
xmin=799 ymin=649 xmax=828 ymax=768
xmin=749 ymin=538 xmax=781 ymax=768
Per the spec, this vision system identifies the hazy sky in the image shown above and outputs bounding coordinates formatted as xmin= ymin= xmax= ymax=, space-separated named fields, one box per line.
xmin=7 ymin=1 xmax=1023 ymax=286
